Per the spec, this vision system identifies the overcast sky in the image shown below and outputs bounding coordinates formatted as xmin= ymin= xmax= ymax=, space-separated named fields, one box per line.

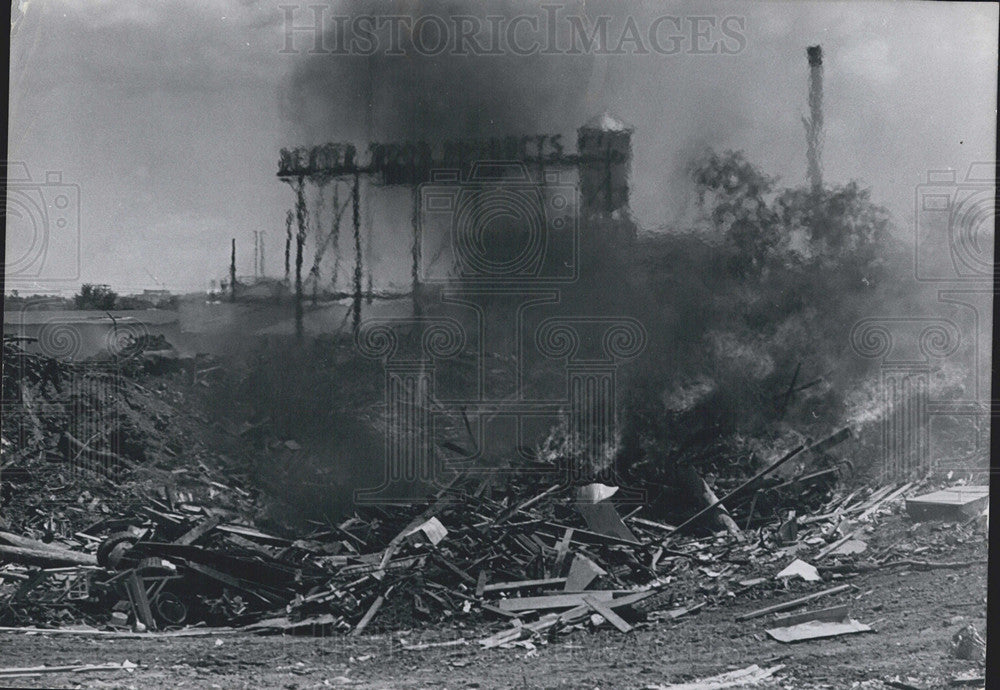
xmin=7 ymin=0 xmax=996 ymax=294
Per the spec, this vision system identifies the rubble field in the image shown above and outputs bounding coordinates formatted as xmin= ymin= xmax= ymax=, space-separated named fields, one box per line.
xmin=0 ymin=339 xmax=988 ymax=689
xmin=0 ymin=510 xmax=987 ymax=689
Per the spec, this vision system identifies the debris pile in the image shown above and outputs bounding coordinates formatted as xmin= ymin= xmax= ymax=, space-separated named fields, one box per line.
xmin=1 ymin=338 xmax=988 ymax=653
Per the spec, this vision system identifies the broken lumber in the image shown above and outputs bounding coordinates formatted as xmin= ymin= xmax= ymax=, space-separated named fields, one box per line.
xmin=857 ymin=481 xmax=914 ymax=521
xmin=62 ymin=431 xmax=136 ymax=472
xmin=648 ymin=663 xmax=785 ymax=689
xmin=0 ymin=544 xmax=97 ymax=568
xmin=736 ymin=584 xmax=852 ymax=621
xmin=350 ymin=594 xmax=385 ymax=636
xmin=696 ymin=475 xmax=743 ymax=540
xmin=771 ymin=604 xmax=848 ymax=627
xmin=583 ymin=596 xmax=633 ymax=632
xmin=174 ymin=515 xmax=222 ymax=546
xmin=819 ymin=558 xmax=987 ymax=575
xmin=123 ymin=571 xmax=157 ymax=631
xmin=497 ymin=590 xmax=616 ymax=612
xmin=664 ymin=442 xmax=809 ymax=540
xmin=0 ymin=660 xmax=137 ymax=678
xmin=482 ymin=577 xmax=567 ymax=593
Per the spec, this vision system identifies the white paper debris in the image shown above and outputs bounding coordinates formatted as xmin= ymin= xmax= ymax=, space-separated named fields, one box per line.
xmin=775 ymin=558 xmax=820 ymax=582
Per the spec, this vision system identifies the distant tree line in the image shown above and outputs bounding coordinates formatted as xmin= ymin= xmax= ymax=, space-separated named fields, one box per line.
xmin=4 ymin=285 xmax=177 ymax=311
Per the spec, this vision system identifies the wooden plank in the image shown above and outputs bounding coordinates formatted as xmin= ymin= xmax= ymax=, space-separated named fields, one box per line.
xmin=350 ymin=594 xmax=385 ymax=636
xmin=475 ymin=570 xmax=488 ymax=598
xmin=183 ymin=561 xmax=282 ymax=607
xmin=857 ymin=481 xmax=914 ymax=521
xmin=553 ymin=528 xmax=573 ymax=575
xmin=174 ymin=515 xmax=222 ymax=546
xmin=497 ymin=590 xmax=615 ymax=612
xmin=652 ymin=601 xmax=706 ymax=620
xmin=0 ymin=626 xmax=241 ymax=637
xmin=480 ymin=603 xmax=519 ymax=618
xmin=0 ymin=544 xmax=96 ymax=568
xmin=543 ymin=522 xmax=641 ymax=547
xmin=846 ymin=484 xmax=896 ymax=514
xmin=124 ymin=571 xmax=156 ymax=630
xmin=736 ymin=584 xmax=852 ymax=621
xmin=629 ymin=517 xmax=676 ymax=533
xmin=433 ymin=554 xmax=476 ymax=585
xmin=651 ymin=664 xmax=784 ymax=689
xmin=816 ymin=529 xmax=863 ymax=561
xmin=495 ymin=484 xmax=561 ymax=525
xmin=0 ymin=532 xmax=85 ymax=554
xmin=0 ymin=661 xmax=137 ymax=677
xmin=482 ymin=577 xmax=567 ymax=593
xmin=772 ymin=604 xmax=849 ymax=627
xmin=216 ymin=524 xmax=292 ymax=545
xmin=583 ymin=596 xmax=633 ymax=633
xmin=604 ymin=588 xmax=662 ymax=609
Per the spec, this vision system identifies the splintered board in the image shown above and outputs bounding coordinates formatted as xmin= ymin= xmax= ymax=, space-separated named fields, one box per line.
xmin=905 ymin=486 xmax=989 ymax=522
xmin=497 ymin=590 xmax=616 ymax=612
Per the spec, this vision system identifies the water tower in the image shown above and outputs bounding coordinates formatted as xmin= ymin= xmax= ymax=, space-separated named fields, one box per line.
xmin=576 ymin=113 xmax=633 ymax=218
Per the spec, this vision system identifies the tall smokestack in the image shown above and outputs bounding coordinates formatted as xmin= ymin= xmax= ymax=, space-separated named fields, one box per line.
xmin=804 ymin=45 xmax=824 ymax=194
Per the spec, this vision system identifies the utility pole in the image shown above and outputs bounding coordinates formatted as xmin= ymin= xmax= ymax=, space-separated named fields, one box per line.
xmin=230 ymin=238 xmax=237 ymax=303
xmin=352 ymin=173 xmax=362 ymax=334
xmin=294 ymin=177 xmax=308 ymax=340
xmin=284 ymin=210 xmax=293 ymax=285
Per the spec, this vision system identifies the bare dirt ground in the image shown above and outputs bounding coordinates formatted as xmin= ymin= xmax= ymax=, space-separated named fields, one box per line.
xmin=1 ymin=515 xmax=986 ymax=690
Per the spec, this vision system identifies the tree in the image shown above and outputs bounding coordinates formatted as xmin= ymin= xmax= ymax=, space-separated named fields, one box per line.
xmin=775 ymin=181 xmax=892 ymax=287
xmin=74 ymin=284 xmax=118 ymax=310
xmin=688 ymin=150 xmax=782 ymax=276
